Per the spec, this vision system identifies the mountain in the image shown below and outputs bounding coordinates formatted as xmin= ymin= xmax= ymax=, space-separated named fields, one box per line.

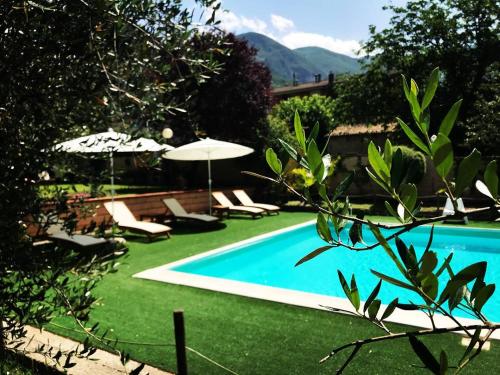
xmin=239 ymin=32 xmax=320 ymax=86
xmin=238 ymin=32 xmax=362 ymax=87
xmin=294 ymin=46 xmax=362 ymax=76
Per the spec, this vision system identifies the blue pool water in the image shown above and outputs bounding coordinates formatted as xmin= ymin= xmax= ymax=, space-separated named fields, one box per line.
xmin=172 ymin=223 xmax=500 ymax=321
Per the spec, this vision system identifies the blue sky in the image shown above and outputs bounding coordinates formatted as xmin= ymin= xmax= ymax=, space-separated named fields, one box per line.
xmin=196 ymin=0 xmax=407 ymax=57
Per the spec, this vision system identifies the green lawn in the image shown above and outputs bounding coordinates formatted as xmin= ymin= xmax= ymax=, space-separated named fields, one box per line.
xmin=48 ymin=213 xmax=500 ymax=374
xmin=38 ymin=184 xmax=164 ymax=198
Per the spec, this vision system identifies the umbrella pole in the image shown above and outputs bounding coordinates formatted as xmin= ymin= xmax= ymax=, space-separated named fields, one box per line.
xmin=110 ymin=151 xmax=115 ymax=226
xmin=208 ymin=157 xmax=212 ymax=216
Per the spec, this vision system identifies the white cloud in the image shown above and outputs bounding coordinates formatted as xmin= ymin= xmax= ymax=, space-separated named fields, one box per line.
xmin=281 ymin=32 xmax=361 ymax=57
xmin=271 ymin=14 xmax=294 ymax=32
xmin=207 ymin=7 xmax=360 ymax=57
xmin=216 ymin=10 xmax=268 ymax=35
xmin=240 ymin=16 xmax=268 ymax=34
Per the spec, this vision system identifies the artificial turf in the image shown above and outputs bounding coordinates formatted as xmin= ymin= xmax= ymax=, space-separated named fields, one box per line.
xmin=47 ymin=212 xmax=500 ymax=374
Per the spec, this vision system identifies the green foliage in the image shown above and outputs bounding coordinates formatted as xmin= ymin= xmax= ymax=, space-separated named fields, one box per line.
xmin=168 ymin=32 xmax=272 ymax=150
xmin=265 ymin=115 xmax=298 ymax=152
xmin=334 ymin=0 xmax=499 ymax=154
xmin=286 ymin=168 xmax=315 ymax=191
xmin=265 ymin=148 xmax=282 ymax=175
xmin=465 ymin=63 xmax=500 ymax=156
xmin=267 ymin=94 xmax=336 ymax=150
xmin=393 ymin=145 xmax=427 ymax=185
xmin=259 ymin=67 xmax=500 ymax=373
xmin=0 ymin=0 xmax=221 ymax=368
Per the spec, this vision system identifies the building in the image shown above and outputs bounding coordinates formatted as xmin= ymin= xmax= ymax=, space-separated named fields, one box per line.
xmin=327 ymin=123 xmax=397 ymax=155
xmin=271 ymin=73 xmax=335 ymax=104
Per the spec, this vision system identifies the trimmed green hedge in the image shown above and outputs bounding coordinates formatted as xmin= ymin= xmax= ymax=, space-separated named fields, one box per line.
xmin=393 ymin=145 xmax=427 ymax=185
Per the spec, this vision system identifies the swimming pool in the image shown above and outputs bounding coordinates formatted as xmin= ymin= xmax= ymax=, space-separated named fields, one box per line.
xmin=135 ymin=221 xmax=500 ymax=328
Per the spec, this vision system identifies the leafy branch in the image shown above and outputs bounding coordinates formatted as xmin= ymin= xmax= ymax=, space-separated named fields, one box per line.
xmin=258 ymin=68 xmax=500 ymax=373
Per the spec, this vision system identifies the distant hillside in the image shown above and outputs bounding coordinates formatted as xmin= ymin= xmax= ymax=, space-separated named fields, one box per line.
xmin=238 ymin=32 xmax=362 ymax=87
xmin=294 ymin=46 xmax=362 ymax=75
xmin=239 ymin=32 xmax=320 ymax=86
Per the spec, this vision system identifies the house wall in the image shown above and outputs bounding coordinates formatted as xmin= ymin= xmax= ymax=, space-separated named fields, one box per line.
xmin=328 ymin=133 xmax=388 ymax=155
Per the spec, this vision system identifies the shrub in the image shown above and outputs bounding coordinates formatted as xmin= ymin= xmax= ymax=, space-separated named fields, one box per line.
xmin=393 ymin=145 xmax=427 ymax=185
xmin=266 ymin=115 xmax=298 ymax=151
xmin=266 ymin=94 xmax=335 ymax=150
xmin=287 ymin=168 xmax=315 ymax=191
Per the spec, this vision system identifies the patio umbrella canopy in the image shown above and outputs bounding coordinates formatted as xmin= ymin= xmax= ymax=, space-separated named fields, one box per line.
xmin=54 ymin=129 xmax=173 ymax=216
xmin=54 ymin=129 xmax=131 ymax=154
xmin=162 ymin=138 xmax=254 ymax=214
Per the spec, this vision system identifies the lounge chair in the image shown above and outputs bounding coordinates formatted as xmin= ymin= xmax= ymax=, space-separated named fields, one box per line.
xmin=232 ymin=189 xmax=280 ymax=215
xmin=104 ymin=201 xmax=172 ymax=241
xmin=442 ymin=198 xmax=468 ymax=224
xmin=163 ymin=198 xmax=220 ymax=225
xmin=49 ymin=231 xmax=112 ymax=251
xmin=211 ymin=192 xmax=264 ymax=219
xmin=40 ymin=221 xmax=113 ymax=251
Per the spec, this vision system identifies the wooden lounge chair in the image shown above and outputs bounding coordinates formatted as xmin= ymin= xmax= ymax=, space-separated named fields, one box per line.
xmin=442 ymin=198 xmax=468 ymax=224
xmin=163 ymin=198 xmax=220 ymax=225
xmin=232 ymin=189 xmax=280 ymax=215
xmin=104 ymin=201 xmax=172 ymax=241
xmin=211 ymin=192 xmax=264 ymax=219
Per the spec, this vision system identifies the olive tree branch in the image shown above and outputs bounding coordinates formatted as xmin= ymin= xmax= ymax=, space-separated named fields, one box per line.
xmin=242 ymin=171 xmax=499 ymax=252
xmin=455 ymin=329 xmax=495 ymax=373
xmin=242 ymin=172 xmax=498 ymax=230
xmin=319 ymin=324 xmax=499 ymax=365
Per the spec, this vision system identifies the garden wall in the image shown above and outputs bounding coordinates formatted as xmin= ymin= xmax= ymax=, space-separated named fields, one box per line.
xmin=69 ymin=188 xmax=244 ymax=231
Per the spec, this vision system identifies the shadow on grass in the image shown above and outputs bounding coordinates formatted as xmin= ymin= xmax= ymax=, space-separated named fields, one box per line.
xmin=118 ymin=222 xmax=228 ymax=242
xmin=116 ymin=232 xmax=170 ymax=244
xmin=169 ymin=221 xmax=227 ymax=235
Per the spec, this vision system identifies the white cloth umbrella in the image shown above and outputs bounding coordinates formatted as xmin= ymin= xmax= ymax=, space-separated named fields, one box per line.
xmin=54 ymin=129 xmax=173 ymax=215
xmin=162 ymin=138 xmax=254 ymax=214
xmin=118 ymin=137 xmax=171 ymax=152
xmin=55 ymin=129 xmax=131 ymax=154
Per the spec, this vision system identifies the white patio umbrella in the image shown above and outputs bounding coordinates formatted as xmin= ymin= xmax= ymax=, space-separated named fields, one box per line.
xmin=162 ymin=138 xmax=254 ymax=215
xmin=54 ymin=129 xmax=173 ymax=215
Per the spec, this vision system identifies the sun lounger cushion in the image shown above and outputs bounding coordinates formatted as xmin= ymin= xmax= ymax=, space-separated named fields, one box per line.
xmin=163 ymin=198 xmax=219 ymax=223
xmin=118 ymin=220 xmax=172 ymax=234
xmin=211 ymin=192 xmax=264 ymax=215
xmin=104 ymin=201 xmax=171 ymax=238
xmin=232 ymin=190 xmax=280 ymax=212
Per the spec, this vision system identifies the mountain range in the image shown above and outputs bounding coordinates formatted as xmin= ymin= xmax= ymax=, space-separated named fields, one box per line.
xmin=238 ymin=32 xmax=362 ymax=87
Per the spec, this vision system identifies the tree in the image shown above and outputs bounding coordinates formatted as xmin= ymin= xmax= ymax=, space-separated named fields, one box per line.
xmin=259 ymin=68 xmax=500 ymax=373
xmin=464 ymin=62 xmax=500 ymax=157
xmin=267 ymin=94 xmax=336 ymax=151
xmin=0 ymin=0 xmax=221 ymax=368
xmin=334 ymin=0 xmax=499 ymax=154
xmin=168 ymin=32 xmax=272 ymax=150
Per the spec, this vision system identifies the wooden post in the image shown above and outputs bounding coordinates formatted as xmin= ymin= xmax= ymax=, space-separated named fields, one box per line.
xmin=173 ymin=310 xmax=188 ymax=375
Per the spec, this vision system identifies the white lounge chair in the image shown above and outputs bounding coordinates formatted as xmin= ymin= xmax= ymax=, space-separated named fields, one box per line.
xmin=104 ymin=201 xmax=172 ymax=241
xmin=442 ymin=198 xmax=468 ymax=224
xmin=211 ymin=192 xmax=264 ymax=219
xmin=163 ymin=198 xmax=220 ymax=225
xmin=232 ymin=189 xmax=280 ymax=215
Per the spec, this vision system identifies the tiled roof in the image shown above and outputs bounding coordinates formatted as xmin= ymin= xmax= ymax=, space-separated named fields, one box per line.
xmin=272 ymin=80 xmax=330 ymax=95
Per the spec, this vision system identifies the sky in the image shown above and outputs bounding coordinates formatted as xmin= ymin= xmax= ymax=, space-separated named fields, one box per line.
xmin=193 ymin=0 xmax=407 ymax=57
